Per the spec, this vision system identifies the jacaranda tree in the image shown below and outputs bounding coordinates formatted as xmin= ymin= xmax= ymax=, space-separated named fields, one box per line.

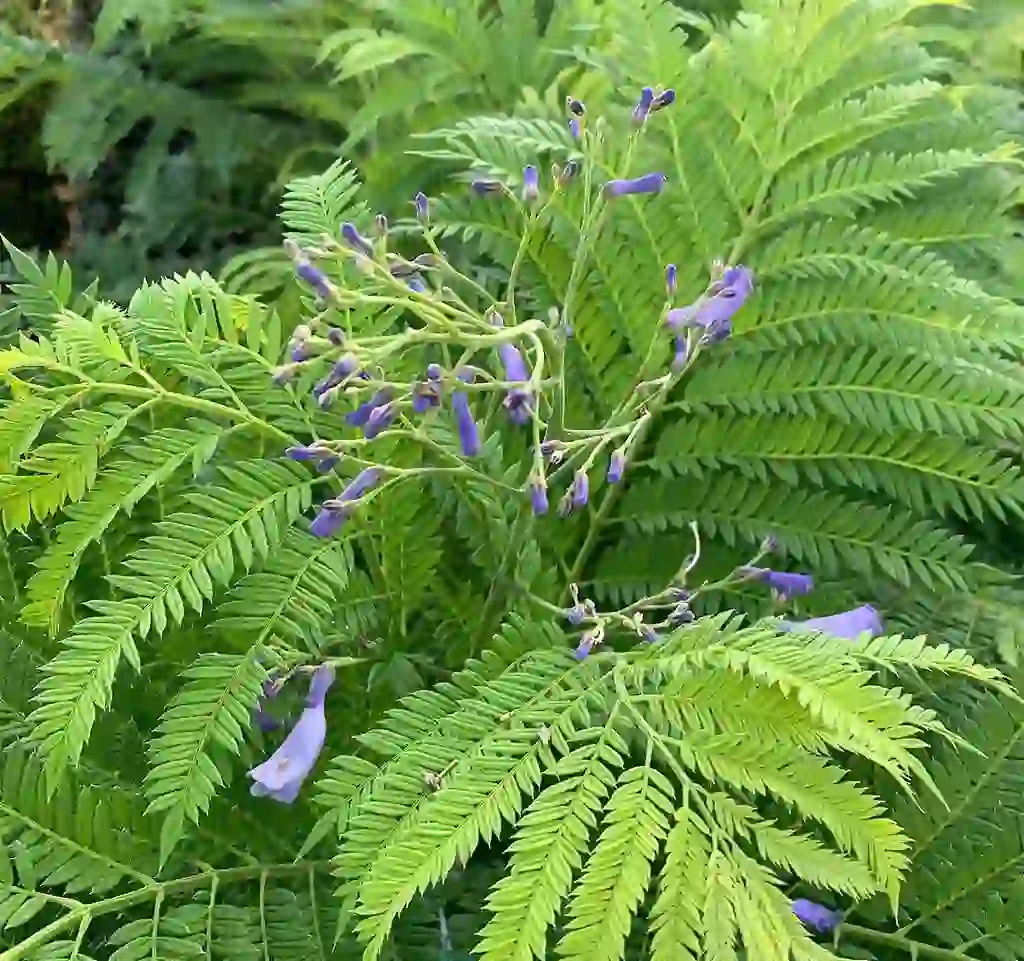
xmin=0 ymin=0 xmax=1023 ymax=960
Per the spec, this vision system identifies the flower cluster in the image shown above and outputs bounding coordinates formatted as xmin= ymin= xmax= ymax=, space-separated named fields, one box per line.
xmin=266 ymin=83 xmax=885 ymax=681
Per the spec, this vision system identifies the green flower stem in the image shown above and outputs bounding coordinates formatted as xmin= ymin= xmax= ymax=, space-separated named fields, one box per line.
xmin=0 ymin=862 xmax=332 ymax=961
xmin=839 ymin=923 xmax=979 ymax=961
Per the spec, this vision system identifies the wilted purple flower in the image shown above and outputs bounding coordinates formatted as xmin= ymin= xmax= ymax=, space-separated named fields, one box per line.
xmin=568 ymin=117 xmax=581 ymax=139
xmin=603 ymin=173 xmax=667 ymax=198
xmin=791 ymin=899 xmax=841 ymax=934
xmin=529 ymin=477 xmax=549 ymax=516
xmin=742 ymin=567 xmax=814 ymax=602
xmin=665 ymin=264 xmax=754 ymax=340
xmin=566 ymin=96 xmax=586 ymax=117
xmin=295 ymin=261 xmax=333 ymax=300
xmin=566 ymin=604 xmax=586 ymax=626
xmin=414 ymin=191 xmax=429 ymax=221
xmin=650 ymin=89 xmax=676 ymax=112
xmin=522 ymin=165 xmax=539 ymax=203
xmin=412 ymin=365 xmax=442 ymax=413
xmin=497 ymin=341 xmax=532 ymax=424
xmin=363 ymin=402 xmax=397 ymax=440
xmin=341 ymin=222 xmax=373 ymax=257
xmin=573 ymin=628 xmax=601 ymax=660
xmin=373 ymin=213 xmax=388 ymax=236
xmin=309 ymin=468 xmax=382 ymax=539
xmin=665 ymin=263 xmax=678 ymax=297
xmin=346 ymin=389 xmax=392 ymax=428
xmin=557 ymin=160 xmax=581 ymax=186
xmin=572 ymin=470 xmax=589 ymax=509
xmin=607 ymin=449 xmax=627 ymax=484
xmin=632 ymin=86 xmax=655 ymax=125
xmin=249 ymin=665 xmax=335 ymax=803
xmin=472 ymin=179 xmax=505 ymax=197
xmin=782 ymin=605 xmax=883 ymax=640
xmin=452 ymin=369 xmax=481 ymax=457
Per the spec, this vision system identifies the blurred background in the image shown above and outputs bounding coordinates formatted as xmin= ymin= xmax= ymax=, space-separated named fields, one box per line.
xmin=2 ymin=0 xmax=1018 ymax=308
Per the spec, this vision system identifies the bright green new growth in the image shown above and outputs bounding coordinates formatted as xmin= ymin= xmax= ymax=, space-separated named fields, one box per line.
xmin=0 ymin=0 xmax=1022 ymax=960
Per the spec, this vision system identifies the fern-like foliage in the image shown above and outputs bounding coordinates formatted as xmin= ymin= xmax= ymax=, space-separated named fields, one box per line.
xmin=0 ymin=1 xmax=1022 ymax=960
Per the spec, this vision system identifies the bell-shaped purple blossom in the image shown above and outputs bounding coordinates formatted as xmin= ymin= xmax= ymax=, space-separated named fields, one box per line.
xmin=529 ymin=477 xmax=549 ymax=516
xmin=607 ymin=449 xmax=627 ymax=484
xmin=665 ymin=263 xmax=678 ymax=297
xmin=286 ymin=445 xmax=322 ymax=462
xmin=309 ymin=468 xmax=382 ymax=539
xmin=572 ymin=470 xmax=589 ymax=509
xmin=632 ymin=86 xmax=655 ymax=125
xmin=414 ymin=191 xmax=429 ymax=221
xmin=742 ymin=567 xmax=814 ymax=602
xmin=603 ymin=173 xmax=667 ymax=198
xmin=472 ymin=179 xmax=504 ymax=197
xmin=497 ymin=341 xmax=532 ymax=424
xmin=568 ymin=117 xmax=581 ymax=140
xmin=782 ymin=604 xmax=883 ymax=640
xmin=341 ymin=222 xmax=373 ymax=257
xmin=249 ymin=665 xmax=335 ymax=803
xmin=452 ymin=369 xmax=481 ymax=457
xmin=346 ymin=389 xmax=392 ymax=429
xmin=791 ymin=899 xmax=841 ymax=934
xmin=664 ymin=265 xmax=754 ymax=342
xmin=651 ymin=89 xmax=676 ymax=112
xmin=295 ymin=261 xmax=333 ymax=300
xmin=363 ymin=402 xmax=397 ymax=440
xmin=522 ymin=165 xmax=539 ymax=203
xmin=313 ymin=355 xmax=359 ymax=401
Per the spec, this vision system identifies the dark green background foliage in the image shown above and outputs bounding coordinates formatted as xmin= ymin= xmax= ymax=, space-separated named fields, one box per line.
xmin=0 ymin=1 xmax=1023 ymax=961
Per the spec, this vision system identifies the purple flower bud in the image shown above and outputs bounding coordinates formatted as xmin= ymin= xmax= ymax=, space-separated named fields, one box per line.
xmin=672 ymin=335 xmax=689 ymax=370
xmin=452 ymin=369 xmax=481 ymax=457
xmin=791 ymin=899 xmax=841 ymax=934
xmin=471 ymin=179 xmax=505 ymax=197
xmin=407 ymin=275 xmax=428 ymax=293
xmin=566 ymin=96 xmax=586 ymax=117
xmin=313 ymin=354 xmax=359 ymax=400
xmin=286 ymin=445 xmax=321 ymax=462
xmin=346 ymin=389 xmax=392 ymax=428
xmin=310 ymin=505 xmax=350 ymax=538
xmin=668 ymin=604 xmax=694 ymax=625
xmin=291 ymin=341 xmax=316 ymax=362
xmin=568 ymin=117 xmax=581 ymax=140
xmin=741 ymin=568 xmax=814 ymax=602
xmin=603 ymin=173 xmax=667 ymax=198
xmin=632 ymin=86 xmax=655 ymax=125
xmin=295 ymin=261 xmax=333 ymax=299
xmin=363 ymin=402 xmax=397 ymax=440
xmin=607 ymin=449 xmax=626 ymax=484
xmin=326 ymin=327 xmax=345 ymax=346
xmin=665 ymin=263 xmax=678 ymax=297
xmin=572 ymin=470 xmax=589 ymax=509
xmin=426 ymin=363 xmax=442 ymax=381
xmin=341 ymin=222 xmax=374 ymax=257
xmin=316 ymin=456 xmax=340 ymax=474
xmin=522 ymin=165 xmax=539 ymax=203
xmin=339 ymin=467 xmax=382 ymax=502
xmin=781 ymin=605 xmax=883 ymax=640
xmin=529 ymin=478 xmax=549 ymax=516
xmin=651 ymin=88 xmax=676 ymax=112
xmin=248 ymin=665 xmax=335 ymax=803
xmin=414 ymin=191 xmax=429 ymax=221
